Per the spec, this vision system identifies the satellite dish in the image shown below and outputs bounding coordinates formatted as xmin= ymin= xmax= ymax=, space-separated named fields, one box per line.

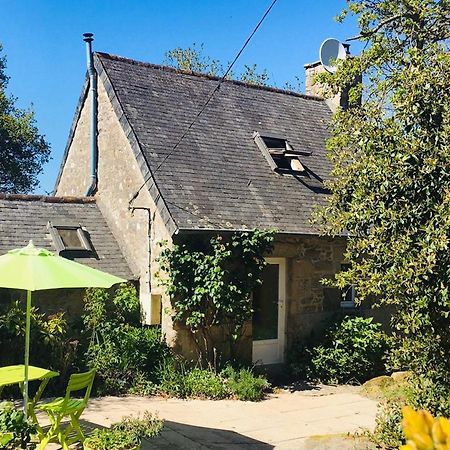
xmin=319 ymin=38 xmax=347 ymax=73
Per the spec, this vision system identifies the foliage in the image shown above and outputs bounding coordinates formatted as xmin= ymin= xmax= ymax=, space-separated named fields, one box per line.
xmin=156 ymin=359 xmax=269 ymax=401
xmin=0 ymin=300 xmax=78 ymax=391
xmin=0 ymin=402 xmax=36 ymax=449
xmin=82 ymin=283 xmax=170 ymax=395
xmin=401 ymin=406 xmax=450 ymax=450
xmin=306 ymin=316 xmax=389 ymax=384
xmin=0 ymin=43 xmax=50 ymax=193
xmin=314 ymin=0 xmax=450 ymax=391
xmin=164 ymin=43 xmax=271 ymax=87
xmin=371 ymin=399 xmax=405 ymax=449
xmin=185 ymin=368 xmax=228 ymax=399
xmin=128 ymin=372 xmax=159 ymax=397
xmin=221 ymin=366 xmax=270 ymax=401
xmin=157 ymin=230 xmax=275 ymax=363
xmin=156 ymin=357 xmax=189 ymax=398
xmin=84 ymin=411 xmax=163 ymax=450
xmin=407 ymin=376 xmax=450 ymax=419
xmin=84 ymin=427 xmax=138 ymax=450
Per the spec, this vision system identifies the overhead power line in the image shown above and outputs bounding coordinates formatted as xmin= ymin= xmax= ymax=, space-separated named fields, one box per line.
xmin=129 ymin=0 xmax=279 ymax=207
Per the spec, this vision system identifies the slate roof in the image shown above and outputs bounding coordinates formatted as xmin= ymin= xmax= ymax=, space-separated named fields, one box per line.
xmin=74 ymin=52 xmax=333 ymax=235
xmin=0 ymin=194 xmax=133 ymax=280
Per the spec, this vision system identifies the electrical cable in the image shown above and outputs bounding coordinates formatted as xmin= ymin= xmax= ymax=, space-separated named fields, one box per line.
xmin=129 ymin=0 xmax=279 ymax=206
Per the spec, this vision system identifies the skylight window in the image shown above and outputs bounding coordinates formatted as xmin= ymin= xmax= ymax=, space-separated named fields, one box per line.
xmin=48 ymin=222 xmax=93 ymax=253
xmin=253 ymin=131 xmax=308 ymax=175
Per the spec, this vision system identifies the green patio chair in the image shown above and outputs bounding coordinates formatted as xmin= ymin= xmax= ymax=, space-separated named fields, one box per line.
xmin=35 ymin=369 xmax=96 ymax=450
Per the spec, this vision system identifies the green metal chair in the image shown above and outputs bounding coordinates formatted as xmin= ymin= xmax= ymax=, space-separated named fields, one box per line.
xmin=35 ymin=369 xmax=96 ymax=450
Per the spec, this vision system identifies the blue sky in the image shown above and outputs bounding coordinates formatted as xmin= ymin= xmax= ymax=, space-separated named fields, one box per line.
xmin=2 ymin=0 xmax=360 ymax=194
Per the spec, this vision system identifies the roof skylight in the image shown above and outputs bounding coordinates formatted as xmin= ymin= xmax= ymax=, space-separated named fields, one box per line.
xmin=48 ymin=222 xmax=93 ymax=253
xmin=253 ymin=131 xmax=307 ymax=175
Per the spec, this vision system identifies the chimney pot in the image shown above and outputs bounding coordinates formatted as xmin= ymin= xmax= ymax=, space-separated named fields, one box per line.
xmin=83 ymin=33 xmax=94 ymax=43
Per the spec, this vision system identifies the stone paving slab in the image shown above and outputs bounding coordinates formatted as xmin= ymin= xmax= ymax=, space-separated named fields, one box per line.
xmin=40 ymin=385 xmax=377 ymax=449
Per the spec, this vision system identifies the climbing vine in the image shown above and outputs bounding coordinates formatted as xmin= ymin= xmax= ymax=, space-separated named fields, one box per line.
xmin=157 ymin=229 xmax=275 ymax=365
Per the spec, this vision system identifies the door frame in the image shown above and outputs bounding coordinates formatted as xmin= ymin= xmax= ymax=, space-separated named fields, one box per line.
xmin=252 ymin=257 xmax=287 ymax=364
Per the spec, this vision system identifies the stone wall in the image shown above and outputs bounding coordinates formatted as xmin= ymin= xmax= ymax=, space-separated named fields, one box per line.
xmin=56 ymin=78 xmax=172 ymax=325
xmin=273 ymin=234 xmax=390 ymax=356
xmin=0 ymin=288 xmax=85 ymax=321
xmin=272 ymin=235 xmax=347 ymax=352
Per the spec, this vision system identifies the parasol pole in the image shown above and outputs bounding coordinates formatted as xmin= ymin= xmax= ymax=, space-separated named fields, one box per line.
xmin=23 ymin=290 xmax=31 ymax=419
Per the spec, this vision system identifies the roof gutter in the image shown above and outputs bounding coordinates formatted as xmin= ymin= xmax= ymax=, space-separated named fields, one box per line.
xmin=83 ymin=33 xmax=98 ymax=196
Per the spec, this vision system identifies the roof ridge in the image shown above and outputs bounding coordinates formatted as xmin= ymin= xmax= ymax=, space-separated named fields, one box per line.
xmin=95 ymin=52 xmax=324 ymax=102
xmin=0 ymin=193 xmax=96 ymax=204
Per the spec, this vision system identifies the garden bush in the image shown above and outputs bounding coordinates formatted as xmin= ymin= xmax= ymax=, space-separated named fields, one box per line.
xmin=0 ymin=402 xmax=36 ymax=449
xmin=222 ymin=366 xmax=270 ymax=401
xmin=83 ymin=284 xmax=170 ymax=395
xmin=307 ymin=316 xmax=389 ymax=384
xmin=0 ymin=300 xmax=79 ymax=394
xmin=84 ymin=411 xmax=163 ymax=450
xmin=155 ymin=357 xmax=188 ymax=398
xmin=156 ymin=359 xmax=270 ymax=401
xmin=370 ymin=399 xmax=405 ymax=448
xmin=185 ymin=368 xmax=228 ymax=399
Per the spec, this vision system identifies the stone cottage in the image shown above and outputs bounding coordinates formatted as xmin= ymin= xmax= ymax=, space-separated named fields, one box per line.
xmin=49 ymin=40 xmax=364 ymax=365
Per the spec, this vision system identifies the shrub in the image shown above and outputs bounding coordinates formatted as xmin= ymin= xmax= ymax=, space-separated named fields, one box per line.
xmin=83 ymin=284 xmax=170 ymax=395
xmin=0 ymin=301 xmax=78 ymax=393
xmin=157 ymin=361 xmax=269 ymax=401
xmin=0 ymin=402 xmax=36 ymax=449
xmin=128 ymin=372 xmax=159 ymax=397
xmin=370 ymin=399 xmax=405 ymax=448
xmin=407 ymin=375 xmax=450 ymax=418
xmin=84 ymin=411 xmax=163 ymax=450
xmin=185 ymin=368 xmax=228 ymax=399
xmin=222 ymin=366 xmax=270 ymax=401
xmin=308 ymin=316 xmax=389 ymax=384
xmin=156 ymin=357 xmax=188 ymax=398
xmin=84 ymin=427 xmax=137 ymax=450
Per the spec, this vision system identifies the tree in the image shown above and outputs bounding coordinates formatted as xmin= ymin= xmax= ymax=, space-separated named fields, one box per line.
xmin=164 ymin=43 xmax=271 ymax=87
xmin=0 ymin=43 xmax=50 ymax=193
xmin=315 ymin=0 xmax=450 ymax=391
xmin=157 ymin=230 xmax=275 ymax=365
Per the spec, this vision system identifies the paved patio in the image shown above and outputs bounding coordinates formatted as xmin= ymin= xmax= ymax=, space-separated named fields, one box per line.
xmin=42 ymin=385 xmax=377 ymax=449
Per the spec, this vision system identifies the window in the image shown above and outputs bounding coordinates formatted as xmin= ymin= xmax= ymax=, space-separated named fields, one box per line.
xmin=340 ymin=263 xmax=356 ymax=308
xmin=253 ymin=131 xmax=308 ymax=175
xmin=48 ymin=222 xmax=93 ymax=253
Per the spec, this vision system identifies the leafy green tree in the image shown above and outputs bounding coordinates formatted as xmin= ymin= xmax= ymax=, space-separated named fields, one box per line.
xmin=0 ymin=43 xmax=50 ymax=193
xmin=164 ymin=43 xmax=271 ymax=87
xmin=315 ymin=0 xmax=450 ymax=388
xmin=157 ymin=230 xmax=275 ymax=365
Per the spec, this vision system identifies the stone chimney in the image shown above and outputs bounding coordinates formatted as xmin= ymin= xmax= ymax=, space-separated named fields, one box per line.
xmin=304 ymin=43 xmax=353 ymax=112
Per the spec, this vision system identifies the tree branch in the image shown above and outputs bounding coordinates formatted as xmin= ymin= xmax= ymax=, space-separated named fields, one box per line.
xmin=346 ymin=14 xmax=403 ymax=42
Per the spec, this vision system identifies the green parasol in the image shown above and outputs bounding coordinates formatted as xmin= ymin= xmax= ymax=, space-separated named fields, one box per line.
xmin=0 ymin=241 xmax=125 ymax=417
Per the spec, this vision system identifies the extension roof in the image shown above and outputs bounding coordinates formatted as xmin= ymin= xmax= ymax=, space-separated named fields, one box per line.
xmin=61 ymin=52 xmax=334 ymax=235
xmin=0 ymin=194 xmax=133 ymax=279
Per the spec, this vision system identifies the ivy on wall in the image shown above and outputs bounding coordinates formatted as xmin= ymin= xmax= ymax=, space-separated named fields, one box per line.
xmin=157 ymin=229 xmax=275 ymax=365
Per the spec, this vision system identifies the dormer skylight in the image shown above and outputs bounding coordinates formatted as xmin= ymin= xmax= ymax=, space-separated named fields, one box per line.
xmin=253 ymin=131 xmax=308 ymax=175
xmin=48 ymin=221 xmax=93 ymax=254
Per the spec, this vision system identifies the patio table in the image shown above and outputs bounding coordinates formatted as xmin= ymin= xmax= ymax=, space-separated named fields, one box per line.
xmin=0 ymin=365 xmax=58 ymax=422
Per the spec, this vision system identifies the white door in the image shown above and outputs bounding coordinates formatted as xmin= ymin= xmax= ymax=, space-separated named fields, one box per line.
xmin=252 ymin=258 xmax=286 ymax=365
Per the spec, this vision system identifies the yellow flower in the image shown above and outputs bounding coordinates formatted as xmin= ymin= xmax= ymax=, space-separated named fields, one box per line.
xmin=401 ymin=407 xmax=450 ymax=450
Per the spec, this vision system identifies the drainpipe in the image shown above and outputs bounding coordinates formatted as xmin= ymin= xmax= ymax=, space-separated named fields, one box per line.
xmin=83 ymin=33 xmax=98 ymax=196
